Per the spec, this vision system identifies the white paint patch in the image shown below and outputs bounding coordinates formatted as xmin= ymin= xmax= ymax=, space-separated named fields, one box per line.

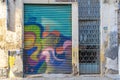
xmin=102 ymin=3 xmax=118 ymax=71
xmin=0 ymin=4 xmax=6 ymax=18
xmin=105 ymin=57 xmax=118 ymax=70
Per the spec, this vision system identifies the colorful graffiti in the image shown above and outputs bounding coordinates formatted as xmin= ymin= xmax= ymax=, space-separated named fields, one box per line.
xmin=24 ymin=5 xmax=72 ymax=74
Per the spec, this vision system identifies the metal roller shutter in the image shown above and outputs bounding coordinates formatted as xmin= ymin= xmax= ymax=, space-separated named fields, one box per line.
xmin=24 ymin=4 xmax=72 ymax=74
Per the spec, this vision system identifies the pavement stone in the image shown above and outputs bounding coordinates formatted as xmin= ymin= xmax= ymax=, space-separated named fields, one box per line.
xmin=0 ymin=76 xmax=112 ymax=80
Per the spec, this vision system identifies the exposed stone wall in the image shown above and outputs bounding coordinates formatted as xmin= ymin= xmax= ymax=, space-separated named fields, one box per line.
xmin=6 ymin=0 xmax=23 ymax=78
xmin=0 ymin=1 xmax=8 ymax=78
xmin=0 ymin=0 xmax=23 ymax=78
xmin=6 ymin=0 xmax=77 ymax=78
xmin=0 ymin=0 xmax=77 ymax=78
xmin=6 ymin=0 xmax=22 ymax=50
xmin=0 ymin=0 xmax=119 ymax=78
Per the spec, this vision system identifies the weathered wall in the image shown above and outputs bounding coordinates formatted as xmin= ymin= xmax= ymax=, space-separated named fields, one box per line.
xmin=0 ymin=0 xmax=23 ymax=78
xmin=7 ymin=0 xmax=23 ymax=78
xmin=118 ymin=10 xmax=120 ymax=43
xmin=0 ymin=1 xmax=9 ymax=78
xmin=0 ymin=0 xmax=119 ymax=78
xmin=101 ymin=0 xmax=119 ymax=74
xmin=6 ymin=0 xmax=77 ymax=78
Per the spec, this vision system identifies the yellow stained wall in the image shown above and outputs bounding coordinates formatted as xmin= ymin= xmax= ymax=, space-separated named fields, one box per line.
xmin=0 ymin=0 xmax=23 ymax=78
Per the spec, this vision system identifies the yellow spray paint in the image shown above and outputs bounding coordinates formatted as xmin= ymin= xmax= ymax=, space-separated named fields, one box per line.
xmin=9 ymin=56 xmax=15 ymax=78
xmin=24 ymin=25 xmax=42 ymax=61
xmin=9 ymin=56 xmax=15 ymax=68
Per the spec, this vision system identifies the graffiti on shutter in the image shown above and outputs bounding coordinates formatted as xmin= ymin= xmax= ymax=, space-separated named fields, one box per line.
xmin=24 ymin=4 xmax=72 ymax=74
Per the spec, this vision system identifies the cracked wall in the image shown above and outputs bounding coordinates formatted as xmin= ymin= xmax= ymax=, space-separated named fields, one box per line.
xmin=0 ymin=0 xmax=119 ymax=78
xmin=101 ymin=0 xmax=119 ymax=74
xmin=0 ymin=1 xmax=8 ymax=78
xmin=0 ymin=0 xmax=23 ymax=78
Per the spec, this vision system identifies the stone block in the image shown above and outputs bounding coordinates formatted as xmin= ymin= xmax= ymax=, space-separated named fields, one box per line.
xmin=0 ymin=49 xmax=8 ymax=68
xmin=0 ymin=35 xmax=3 ymax=41
xmin=0 ymin=68 xmax=8 ymax=78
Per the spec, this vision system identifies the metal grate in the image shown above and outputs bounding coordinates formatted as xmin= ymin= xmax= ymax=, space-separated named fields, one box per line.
xmin=78 ymin=0 xmax=100 ymax=74
xmin=79 ymin=21 xmax=100 ymax=74
xmin=79 ymin=21 xmax=100 ymax=44
xmin=79 ymin=50 xmax=98 ymax=63
xmin=78 ymin=0 xmax=100 ymax=20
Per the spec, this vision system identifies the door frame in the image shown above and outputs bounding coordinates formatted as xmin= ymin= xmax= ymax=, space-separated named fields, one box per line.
xmin=78 ymin=0 xmax=101 ymax=74
xmin=22 ymin=1 xmax=79 ymax=77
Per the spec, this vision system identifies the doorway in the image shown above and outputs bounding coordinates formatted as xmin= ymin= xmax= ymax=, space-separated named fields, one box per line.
xmin=78 ymin=0 xmax=100 ymax=74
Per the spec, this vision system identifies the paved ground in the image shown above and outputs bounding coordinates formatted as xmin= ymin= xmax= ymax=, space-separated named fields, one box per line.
xmin=106 ymin=74 xmax=120 ymax=80
xmin=0 ymin=76 xmax=112 ymax=80
xmin=1 ymin=75 xmax=120 ymax=80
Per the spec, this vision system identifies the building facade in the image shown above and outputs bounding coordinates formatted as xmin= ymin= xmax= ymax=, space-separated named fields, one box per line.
xmin=0 ymin=0 xmax=119 ymax=78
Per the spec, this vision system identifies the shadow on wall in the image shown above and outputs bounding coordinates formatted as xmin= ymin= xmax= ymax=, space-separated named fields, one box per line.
xmin=105 ymin=31 xmax=118 ymax=73
xmin=105 ymin=32 xmax=118 ymax=60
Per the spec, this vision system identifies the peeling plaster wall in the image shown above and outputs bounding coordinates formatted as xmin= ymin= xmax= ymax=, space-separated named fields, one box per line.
xmin=0 ymin=0 xmax=119 ymax=78
xmin=0 ymin=1 xmax=8 ymax=78
xmin=6 ymin=0 xmax=22 ymax=50
xmin=101 ymin=0 xmax=119 ymax=74
xmin=118 ymin=10 xmax=120 ymax=43
xmin=0 ymin=0 xmax=23 ymax=78
xmin=5 ymin=0 xmax=77 ymax=78
xmin=7 ymin=0 xmax=23 ymax=78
